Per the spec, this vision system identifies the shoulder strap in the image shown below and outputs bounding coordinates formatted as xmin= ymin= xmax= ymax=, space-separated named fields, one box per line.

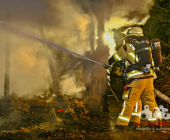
xmin=126 ymin=58 xmax=132 ymax=65
xmin=123 ymin=44 xmax=127 ymax=52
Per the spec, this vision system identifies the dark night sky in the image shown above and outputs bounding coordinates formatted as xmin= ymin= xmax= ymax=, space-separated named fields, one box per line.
xmin=0 ymin=0 xmax=51 ymax=23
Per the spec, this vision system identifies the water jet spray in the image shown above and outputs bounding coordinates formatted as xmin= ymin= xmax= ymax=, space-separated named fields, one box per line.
xmin=0 ymin=21 xmax=106 ymax=67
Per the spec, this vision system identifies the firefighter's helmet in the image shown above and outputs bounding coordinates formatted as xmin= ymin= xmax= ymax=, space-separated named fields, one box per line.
xmin=127 ymin=27 xmax=143 ymax=36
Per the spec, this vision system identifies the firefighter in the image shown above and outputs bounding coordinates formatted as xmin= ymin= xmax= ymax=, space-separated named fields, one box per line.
xmin=104 ymin=27 xmax=162 ymax=132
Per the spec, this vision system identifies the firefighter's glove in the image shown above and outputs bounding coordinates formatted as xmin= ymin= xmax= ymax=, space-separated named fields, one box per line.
xmin=122 ymin=86 xmax=132 ymax=100
xmin=103 ymin=64 xmax=112 ymax=71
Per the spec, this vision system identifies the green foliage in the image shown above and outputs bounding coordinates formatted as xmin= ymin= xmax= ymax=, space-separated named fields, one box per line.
xmin=143 ymin=0 xmax=170 ymax=55
xmin=154 ymin=55 xmax=170 ymax=93
xmin=143 ymin=0 xmax=170 ymax=105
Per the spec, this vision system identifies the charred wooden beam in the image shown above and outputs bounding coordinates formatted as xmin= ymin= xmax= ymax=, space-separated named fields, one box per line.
xmin=39 ymin=26 xmax=60 ymax=95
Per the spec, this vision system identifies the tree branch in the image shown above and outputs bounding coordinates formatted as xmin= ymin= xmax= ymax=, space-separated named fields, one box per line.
xmin=154 ymin=6 xmax=170 ymax=12
xmin=147 ymin=34 xmax=170 ymax=48
xmin=151 ymin=14 xmax=170 ymax=23
xmin=160 ymin=40 xmax=170 ymax=48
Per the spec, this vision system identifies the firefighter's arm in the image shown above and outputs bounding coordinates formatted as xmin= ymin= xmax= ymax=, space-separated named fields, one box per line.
xmin=103 ymin=55 xmax=116 ymax=70
xmin=103 ymin=46 xmax=126 ymax=70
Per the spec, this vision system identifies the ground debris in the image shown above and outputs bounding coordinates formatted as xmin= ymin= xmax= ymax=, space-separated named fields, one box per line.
xmin=0 ymin=96 xmax=170 ymax=139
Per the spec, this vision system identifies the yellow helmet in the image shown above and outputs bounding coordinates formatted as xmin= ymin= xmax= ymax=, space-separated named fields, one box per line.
xmin=128 ymin=27 xmax=143 ymax=36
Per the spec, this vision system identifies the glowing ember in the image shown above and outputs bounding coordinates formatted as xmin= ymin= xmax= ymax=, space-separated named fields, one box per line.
xmin=58 ymin=110 xmax=64 ymax=112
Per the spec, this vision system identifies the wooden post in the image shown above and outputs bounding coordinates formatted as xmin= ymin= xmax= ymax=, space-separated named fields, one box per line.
xmin=4 ymin=12 xmax=11 ymax=100
xmin=89 ymin=0 xmax=113 ymax=111
xmin=89 ymin=13 xmax=95 ymax=52
xmin=4 ymin=35 xmax=10 ymax=99
xmin=39 ymin=26 xmax=60 ymax=95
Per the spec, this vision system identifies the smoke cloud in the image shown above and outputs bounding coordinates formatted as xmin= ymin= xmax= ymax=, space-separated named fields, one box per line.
xmin=104 ymin=0 xmax=154 ymax=55
xmin=0 ymin=0 xmax=50 ymax=23
xmin=0 ymin=0 xmax=154 ymax=99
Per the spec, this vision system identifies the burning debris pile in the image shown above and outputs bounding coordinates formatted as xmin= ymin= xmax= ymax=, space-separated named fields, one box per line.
xmin=0 ymin=94 xmax=110 ymax=139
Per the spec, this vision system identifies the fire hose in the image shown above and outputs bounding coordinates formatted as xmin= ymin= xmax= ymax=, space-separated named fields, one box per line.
xmin=0 ymin=21 xmax=169 ymax=104
xmin=154 ymin=89 xmax=170 ymax=104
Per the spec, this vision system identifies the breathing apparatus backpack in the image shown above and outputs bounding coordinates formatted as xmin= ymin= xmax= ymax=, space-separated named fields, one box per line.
xmin=150 ymin=38 xmax=162 ymax=69
xmin=137 ymin=36 xmax=152 ymax=72
xmin=125 ymin=35 xmax=162 ymax=73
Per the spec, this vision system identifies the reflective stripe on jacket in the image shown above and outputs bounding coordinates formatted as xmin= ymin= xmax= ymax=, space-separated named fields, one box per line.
xmin=107 ymin=42 xmax=156 ymax=79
